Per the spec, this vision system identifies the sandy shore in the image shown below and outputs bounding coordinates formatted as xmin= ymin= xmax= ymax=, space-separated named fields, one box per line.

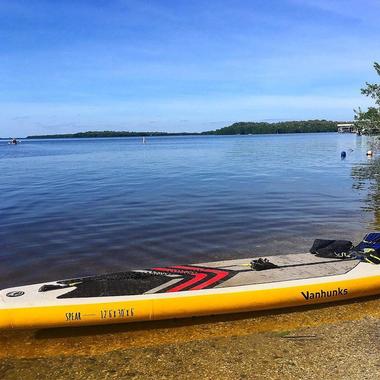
xmin=1 ymin=296 xmax=380 ymax=379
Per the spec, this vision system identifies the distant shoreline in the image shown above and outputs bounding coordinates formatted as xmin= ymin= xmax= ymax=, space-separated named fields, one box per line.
xmin=24 ymin=120 xmax=340 ymax=139
xmin=26 ymin=132 xmax=199 ymax=139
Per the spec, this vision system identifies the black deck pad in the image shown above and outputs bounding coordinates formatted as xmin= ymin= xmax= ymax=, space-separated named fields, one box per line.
xmin=54 ymin=265 xmax=237 ymax=298
xmin=56 ymin=271 xmax=174 ymax=298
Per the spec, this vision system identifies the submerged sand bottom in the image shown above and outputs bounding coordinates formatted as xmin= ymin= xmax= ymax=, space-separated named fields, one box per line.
xmin=1 ymin=297 xmax=380 ymax=379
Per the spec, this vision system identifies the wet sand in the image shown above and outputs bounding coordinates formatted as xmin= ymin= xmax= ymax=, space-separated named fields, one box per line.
xmin=2 ymin=297 xmax=380 ymax=379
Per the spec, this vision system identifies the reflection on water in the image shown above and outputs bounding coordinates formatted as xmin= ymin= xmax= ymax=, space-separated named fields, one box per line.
xmin=351 ymin=136 xmax=380 ymax=227
xmin=0 ymin=133 xmax=376 ymax=288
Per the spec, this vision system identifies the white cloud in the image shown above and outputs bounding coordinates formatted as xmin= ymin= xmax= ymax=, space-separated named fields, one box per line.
xmin=0 ymin=94 xmax=372 ymax=136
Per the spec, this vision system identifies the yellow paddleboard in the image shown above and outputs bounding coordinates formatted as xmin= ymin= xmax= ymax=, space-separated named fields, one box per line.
xmin=1 ymin=253 xmax=380 ymax=329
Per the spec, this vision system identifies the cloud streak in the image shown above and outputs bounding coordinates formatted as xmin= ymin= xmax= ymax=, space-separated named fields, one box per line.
xmin=1 ymin=94 xmax=372 ymax=136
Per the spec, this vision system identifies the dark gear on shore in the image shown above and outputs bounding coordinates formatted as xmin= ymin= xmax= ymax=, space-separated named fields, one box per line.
xmin=310 ymin=233 xmax=380 ymax=263
xmin=310 ymin=239 xmax=353 ymax=259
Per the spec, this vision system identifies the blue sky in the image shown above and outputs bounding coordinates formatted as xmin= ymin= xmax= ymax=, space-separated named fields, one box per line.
xmin=1 ymin=0 xmax=380 ymax=136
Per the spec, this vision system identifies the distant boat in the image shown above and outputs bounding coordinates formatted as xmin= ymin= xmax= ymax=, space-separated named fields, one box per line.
xmin=142 ymin=137 xmax=146 ymax=144
xmin=8 ymin=138 xmax=19 ymax=145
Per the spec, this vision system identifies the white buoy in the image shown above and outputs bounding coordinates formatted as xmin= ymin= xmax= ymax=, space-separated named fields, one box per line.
xmin=367 ymin=150 xmax=373 ymax=156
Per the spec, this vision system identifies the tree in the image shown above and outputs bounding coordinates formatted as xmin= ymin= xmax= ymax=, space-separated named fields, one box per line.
xmin=355 ymin=62 xmax=380 ymax=135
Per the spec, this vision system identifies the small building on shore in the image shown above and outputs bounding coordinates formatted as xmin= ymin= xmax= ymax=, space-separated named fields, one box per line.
xmin=337 ymin=123 xmax=355 ymax=133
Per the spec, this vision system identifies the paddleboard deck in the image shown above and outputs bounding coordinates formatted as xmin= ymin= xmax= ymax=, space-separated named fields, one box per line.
xmin=1 ymin=253 xmax=379 ymax=329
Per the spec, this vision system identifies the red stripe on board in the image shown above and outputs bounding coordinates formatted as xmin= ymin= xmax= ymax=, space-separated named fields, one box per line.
xmin=152 ymin=267 xmax=208 ymax=292
xmin=171 ymin=266 xmax=230 ymax=290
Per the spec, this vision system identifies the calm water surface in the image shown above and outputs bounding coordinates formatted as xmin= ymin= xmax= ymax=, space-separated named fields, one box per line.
xmin=0 ymin=133 xmax=377 ymax=288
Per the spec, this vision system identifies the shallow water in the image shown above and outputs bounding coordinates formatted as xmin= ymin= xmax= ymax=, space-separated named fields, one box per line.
xmin=0 ymin=133 xmax=377 ymax=288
